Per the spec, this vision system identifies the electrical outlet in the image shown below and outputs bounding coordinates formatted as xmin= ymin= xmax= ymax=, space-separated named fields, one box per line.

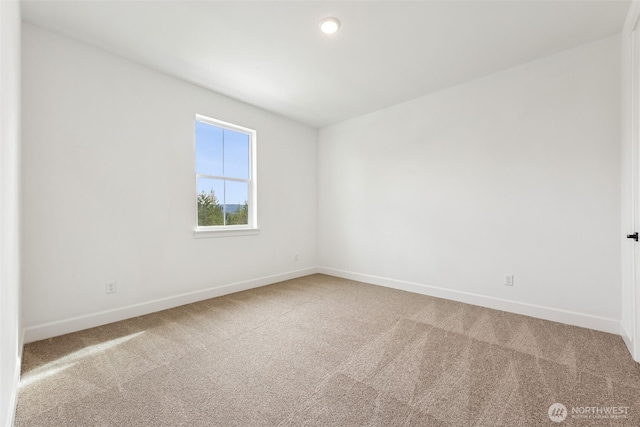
xmin=105 ymin=280 xmax=117 ymax=294
xmin=294 ymin=254 xmax=299 ymax=262
xmin=504 ymin=274 xmax=514 ymax=286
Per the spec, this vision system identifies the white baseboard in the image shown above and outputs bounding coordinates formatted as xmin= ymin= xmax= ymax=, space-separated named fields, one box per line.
xmin=22 ymin=266 xmax=622 ymax=343
xmin=319 ymin=267 xmax=621 ymax=335
xmin=23 ymin=267 xmax=319 ymax=343
xmin=620 ymin=322 xmax=638 ymax=362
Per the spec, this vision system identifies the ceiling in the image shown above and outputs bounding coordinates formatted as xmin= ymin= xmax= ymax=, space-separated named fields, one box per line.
xmin=21 ymin=1 xmax=630 ymax=129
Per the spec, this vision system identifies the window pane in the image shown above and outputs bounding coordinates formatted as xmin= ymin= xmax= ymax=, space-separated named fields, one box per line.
xmin=224 ymin=180 xmax=249 ymax=225
xmin=195 ymin=115 xmax=255 ymax=229
xmin=197 ymin=177 xmax=224 ymax=226
xmin=223 ymin=129 xmax=250 ymax=179
xmin=196 ymin=121 xmax=223 ymax=176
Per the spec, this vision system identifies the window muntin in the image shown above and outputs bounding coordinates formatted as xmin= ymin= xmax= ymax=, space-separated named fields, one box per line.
xmin=195 ymin=115 xmax=256 ymax=229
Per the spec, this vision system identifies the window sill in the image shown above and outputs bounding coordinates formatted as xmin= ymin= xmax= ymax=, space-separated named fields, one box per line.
xmin=193 ymin=227 xmax=260 ymax=239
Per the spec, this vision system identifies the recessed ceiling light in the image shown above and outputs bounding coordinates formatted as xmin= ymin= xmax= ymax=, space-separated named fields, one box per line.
xmin=319 ymin=17 xmax=340 ymax=35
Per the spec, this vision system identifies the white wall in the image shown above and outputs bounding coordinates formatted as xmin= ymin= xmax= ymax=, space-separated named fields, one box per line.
xmin=21 ymin=24 xmax=317 ymax=340
xmin=319 ymin=35 xmax=622 ymax=332
xmin=0 ymin=2 xmax=21 ymax=426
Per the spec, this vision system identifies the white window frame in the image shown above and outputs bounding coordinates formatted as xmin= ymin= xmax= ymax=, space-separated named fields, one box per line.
xmin=193 ymin=114 xmax=258 ymax=238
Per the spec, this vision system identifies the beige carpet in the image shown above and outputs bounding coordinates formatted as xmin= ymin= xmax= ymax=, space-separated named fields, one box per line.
xmin=15 ymin=274 xmax=640 ymax=426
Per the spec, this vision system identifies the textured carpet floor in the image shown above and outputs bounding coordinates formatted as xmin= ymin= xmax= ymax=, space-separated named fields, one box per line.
xmin=15 ymin=274 xmax=640 ymax=426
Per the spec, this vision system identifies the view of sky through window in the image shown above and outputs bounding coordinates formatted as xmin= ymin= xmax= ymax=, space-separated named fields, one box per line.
xmin=196 ymin=120 xmax=250 ymax=208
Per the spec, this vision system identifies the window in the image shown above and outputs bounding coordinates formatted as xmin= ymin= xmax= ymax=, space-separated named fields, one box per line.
xmin=195 ymin=115 xmax=257 ymax=234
